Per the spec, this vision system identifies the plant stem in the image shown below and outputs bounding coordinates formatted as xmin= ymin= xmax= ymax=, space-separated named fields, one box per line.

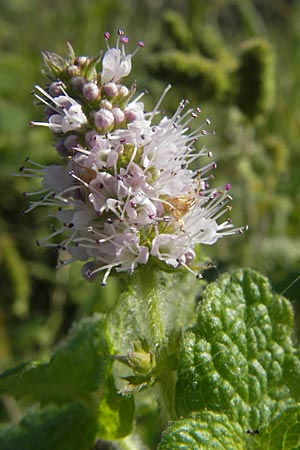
xmin=137 ymin=269 xmax=176 ymax=421
xmin=137 ymin=269 xmax=165 ymax=346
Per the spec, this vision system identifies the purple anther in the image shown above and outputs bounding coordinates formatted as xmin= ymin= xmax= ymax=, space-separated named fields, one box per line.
xmin=120 ymin=36 xmax=129 ymax=44
xmin=225 ymin=183 xmax=231 ymax=191
xmin=104 ymin=32 xmax=110 ymax=39
xmin=138 ymin=41 xmax=145 ymax=47
xmin=118 ymin=28 xmax=124 ymax=36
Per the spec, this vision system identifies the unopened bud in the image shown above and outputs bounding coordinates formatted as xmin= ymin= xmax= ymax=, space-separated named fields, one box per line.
xmin=64 ymin=134 xmax=78 ymax=150
xmin=102 ymin=82 xmax=118 ymax=98
xmin=67 ymin=64 xmax=81 ymax=77
xmin=94 ymin=108 xmax=114 ymax=131
xmin=82 ymin=82 xmax=100 ymax=101
xmin=71 ymin=76 xmax=86 ymax=91
xmin=115 ymin=350 xmax=154 ymax=374
xmin=117 ymin=84 xmax=129 ymax=99
xmin=81 ymin=261 xmax=100 ymax=282
xmin=99 ymin=99 xmax=112 ymax=110
xmin=49 ymin=82 xmax=63 ymax=97
xmin=112 ymin=107 xmax=125 ymax=125
xmin=85 ymin=130 xmax=98 ymax=147
xmin=125 ymin=109 xmax=139 ymax=123
xmin=44 ymin=105 xmax=55 ymax=118
xmin=75 ymin=55 xmax=88 ymax=66
xmin=55 ymin=140 xmax=70 ymax=157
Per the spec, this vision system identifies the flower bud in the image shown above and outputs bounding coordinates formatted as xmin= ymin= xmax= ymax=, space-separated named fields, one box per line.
xmin=99 ymin=99 xmax=112 ymax=110
xmin=85 ymin=129 xmax=98 ymax=147
xmin=102 ymin=82 xmax=118 ymax=98
xmin=82 ymin=82 xmax=100 ymax=101
xmin=117 ymin=84 xmax=129 ymax=99
xmin=49 ymin=82 xmax=63 ymax=97
xmin=75 ymin=55 xmax=88 ymax=66
xmin=64 ymin=134 xmax=78 ymax=151
xmin=71 ymin=76 xmax=86 ymax=91
xmin=112 ymin=107 xmax=125 ymax=125
xmin=115 ymin=350 xmax=154 ymax=374
xmin=94 ymin=108 xmax=114 ymax=131
xmin=44 ymin=105 xmax=55 ymax=118
xmin=81 ymin=261 xmax=101 ymax=282
xmin=124 ymin=110 xmax=136 ymax=123
xmin=55 ymin=140 xmax=70 ymax=157
xmin=67 ymin=64 xmax=81 ymax=77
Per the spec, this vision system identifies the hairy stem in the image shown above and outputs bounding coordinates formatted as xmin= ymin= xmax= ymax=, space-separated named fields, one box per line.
xmin=137 ymin=269 xmax=165 ymax=346
xmin=136 ymin=269 xmax=176 ymax=421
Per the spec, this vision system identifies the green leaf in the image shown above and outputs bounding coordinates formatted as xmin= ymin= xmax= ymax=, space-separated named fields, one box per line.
xmin=0 ymin=314 xmax=111 ymax=403
xmin=0 ymin=401 xmax=97 ymax=450
xmin=176 ymin=269 xmax=300 ymax=432
xmin=260 ymin=405 xmax=300 ymax=449
xmin=158 ymin=411 xmax=246 ymax=449
xmin=97 ymin=374 xmax=135 ymax=440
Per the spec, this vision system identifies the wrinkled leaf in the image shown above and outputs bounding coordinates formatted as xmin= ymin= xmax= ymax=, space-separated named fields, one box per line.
xmin=0 ymin=314 xmax=111 ymax=403
xmin=176 ymin=269 xmax=300 ymax=432
xmin=260 ymin=405 xmax=300 ymax=450
xmin=158 ymin=411 xmax=246 ymax=449
xmin=0 ymin=401 xmax=97 ymax=450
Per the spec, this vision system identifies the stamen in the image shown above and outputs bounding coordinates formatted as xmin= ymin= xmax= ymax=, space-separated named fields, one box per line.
xmin=149 ymin=84 xmax=172 ymax=121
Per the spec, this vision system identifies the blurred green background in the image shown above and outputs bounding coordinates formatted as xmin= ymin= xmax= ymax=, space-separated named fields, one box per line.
xmin=1 ymin=0 xmax=300 ymax=384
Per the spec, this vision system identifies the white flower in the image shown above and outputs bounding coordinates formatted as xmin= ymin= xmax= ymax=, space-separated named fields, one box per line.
xmin=101 ymin=48 xmax=132 ymax=84
xmin=30 ymin=87 xmax=87 ymax=134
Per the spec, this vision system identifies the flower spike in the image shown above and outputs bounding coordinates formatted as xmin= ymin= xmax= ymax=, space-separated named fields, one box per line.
xmin=22 ymin=29 xmax=246 ymax=284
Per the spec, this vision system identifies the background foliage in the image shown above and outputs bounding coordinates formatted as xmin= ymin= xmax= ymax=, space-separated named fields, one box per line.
xmin=0 ymin=0 xmax=300 ymax=448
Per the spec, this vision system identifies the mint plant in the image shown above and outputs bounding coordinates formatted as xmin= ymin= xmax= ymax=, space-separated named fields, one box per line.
xmin=2 ymin=30 xmax=299 ymax=449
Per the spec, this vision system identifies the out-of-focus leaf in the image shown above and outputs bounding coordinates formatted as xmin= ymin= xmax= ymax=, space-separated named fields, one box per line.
xmin=0 ymin=314 xmax=111 ymax=403
xmin=0 ymin=232 xmax=30 ymax=318
xmin=0 ymin=401 xmax=97 ymax=450
xmin=97 ymin=374 xmax=135 ymax=440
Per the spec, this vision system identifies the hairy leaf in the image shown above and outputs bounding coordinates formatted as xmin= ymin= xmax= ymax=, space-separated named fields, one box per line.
xmin=158 ymin=411 xmax=246 ymax=449
xmin=0 ymin=401 xmax=97 ymax=450
xmin=0 ymin=314 xmax=110 ymax=403
xmin=176 ymin=269 xmax=300 ymax=432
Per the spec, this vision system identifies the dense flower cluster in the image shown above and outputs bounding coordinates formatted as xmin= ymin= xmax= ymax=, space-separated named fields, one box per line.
xmin=21 ymin=30 xmax=246 ymax=285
